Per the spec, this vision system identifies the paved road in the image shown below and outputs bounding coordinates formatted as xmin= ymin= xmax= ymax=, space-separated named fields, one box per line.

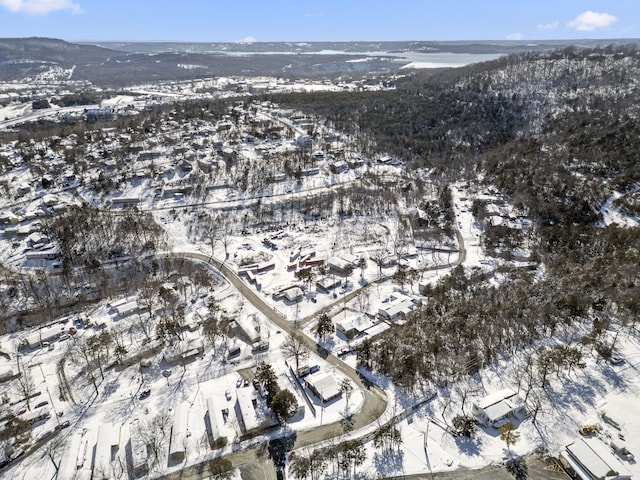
xmin=393 ymin=456 xmax=570 ymax=480
xmin=170 ymin=251 xmax=388 ymax=478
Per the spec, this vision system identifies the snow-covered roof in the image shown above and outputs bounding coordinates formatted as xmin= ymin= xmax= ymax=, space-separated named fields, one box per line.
xmin=363 ymin=322 xmax=390 ymax=337
xmin=335 ymin=314 xmax=374 ymax=334
xmin=476 ymin=388 xmax=518 ymax=409
xmin=130 ymin=427 xmax=149 ymax=472
xmin=565 ymin=437 xmax=631 ymax=480
xmin=306 ymin=372 xmax=341 ymax=402
xmin=169 ymin=402 xmax=189 ymax=458
xmin=236 ymin=387 xmax=273 ymax=432
xmin=206 ymin=397 xmax=224 ymax=442
xmin=95 ymin=424 xmax=120 ymax=477
xmin=284 ymin=287 xmax=304 ymax=302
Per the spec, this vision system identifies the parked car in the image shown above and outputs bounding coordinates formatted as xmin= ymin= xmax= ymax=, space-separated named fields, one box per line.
xmin=55 ymin=420 xmax=70 ymax=430
xmin=609 ymin=355 xmax=625 ymax=365
xmin=139 ymin=389 xmax=151 ymax=400
xmin=225 ymin=390 xmax=232 ymax=401
xmin=162 ymin=369 xmax=172 ymax=377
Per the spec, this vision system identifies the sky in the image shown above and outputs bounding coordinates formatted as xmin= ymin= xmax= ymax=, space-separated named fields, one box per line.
xmin=0 ymin=0 xmax=637 ymax=43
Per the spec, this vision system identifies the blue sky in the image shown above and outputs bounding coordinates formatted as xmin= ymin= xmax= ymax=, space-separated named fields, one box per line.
xmin=0 ymin=0 xmax=637 ymax=42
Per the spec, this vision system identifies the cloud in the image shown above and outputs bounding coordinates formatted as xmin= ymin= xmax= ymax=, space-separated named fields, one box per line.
xmin=506 ymin=33 xmax=523 ymax=40
xmin=537 ymin=21 xmax=559 ymax=30
xmin=0 ymin=0 xmax=82 ymax=15
xmin=567 ymin=11 xmax=617 ymax=31
xmin=237 ymin=36 xmax=256 ymax=44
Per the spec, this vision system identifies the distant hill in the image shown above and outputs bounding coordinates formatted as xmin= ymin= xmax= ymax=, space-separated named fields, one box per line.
xmin=0 ymin=37 xmax=117 ymax=64
xmin=3 ymin=37 xmax=639 ymax=87
xmin=0 ymin=37 xmax=402 ymax=86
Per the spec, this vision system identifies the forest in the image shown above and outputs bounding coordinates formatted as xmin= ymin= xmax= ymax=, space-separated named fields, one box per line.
xmin=268 ymin=46 xmax=640 ymax=393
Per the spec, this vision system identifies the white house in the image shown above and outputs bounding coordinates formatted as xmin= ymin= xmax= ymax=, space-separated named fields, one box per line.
xmin=169 ymin=402 xmax=189 ymax=461
xmin=560 ymin=436 xmax=631 ymax=480
xmin=284 ymin=287 xmax=304 ymax=303
xmin=235 ymin=387 xmax=276 ymax=434
xmin=93 ymin=424 xmax=120 ymax=479
xmin=206 ymin=397 xmax=227 ymax=448
xmin=472 ymin=388 xmax=527 ymax=427
xmin=335 ymin=314 xmax=374 ymax=339
xmin=378 ymin=292 xmax=415 ymax=323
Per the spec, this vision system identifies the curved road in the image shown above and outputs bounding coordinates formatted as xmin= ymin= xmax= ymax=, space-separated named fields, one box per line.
xmin=163 ymin=225 xmax=466 ymax=479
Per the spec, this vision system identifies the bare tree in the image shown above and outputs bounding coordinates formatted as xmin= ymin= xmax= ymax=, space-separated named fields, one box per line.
xmin=13 ymin=355 xmax=35 ymax=411
xmin=281 ymin=331 xmax=310 ymax=372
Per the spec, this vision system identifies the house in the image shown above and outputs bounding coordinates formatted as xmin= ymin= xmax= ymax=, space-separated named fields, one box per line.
xmin=235 ymin=387 xmax=277 ymax=434
xmin=84 ymin=107 xmax=113 ymax=123
xmin=316 ymin=276 xmax=342 ymax=292
xmin=0 ymin=365 xmax=16 ymax=382
xmin=560 ymin=436 xmax=631 ymax=480
xmin=206 ymin=397 xmax=227 ymax=448
xmin=26 ymin=232 xmax=50 ymax=249
xmin=335 ymin=314 xmax=374 ymax=339
xmin=377 ymin=293 xmax=415 ymax=323
xmin=169 ymin=402 xmax=189 ymax=461
xmin=21 ymin=324 xmax=65 ymax=349
xmin=295 ymin=136 xmax=313 ymax=152
xmin=93 ymin=423 xmax=120 ymax=479
xmin=284 ymin=287 xmax=304 ymax=303
xmin=111 ymin=196 xmax=141 ymax=207
xmin=305 ymin=372 xmax=342 ymax=403
xmin=329 ymin=160 xmax=348 ymax=174
xmin=0 ymin=210 xmax=19 ymax=225
xmin=163 ymin=337 xmax=205 ymax=363
xmin=114 ymin=300 xmax=141 ymax=317
xmin=472 ymin=388 xmax=527 ymax=427
xmin=328 ymin=257 xmax=354 ymax=275
xmin=57 ymin=433 xmax=82 ymax=480
xmin=346 ymin=156 xmax=365 ymax=168
xmin=137 ymin=150 xmax=163 ymax=161
xmin=235 ymin=313 xmax=261 ymax=344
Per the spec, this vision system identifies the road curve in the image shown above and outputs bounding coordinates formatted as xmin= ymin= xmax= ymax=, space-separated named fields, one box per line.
xmin=164 ymin=251 xmax=388 ymax=478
